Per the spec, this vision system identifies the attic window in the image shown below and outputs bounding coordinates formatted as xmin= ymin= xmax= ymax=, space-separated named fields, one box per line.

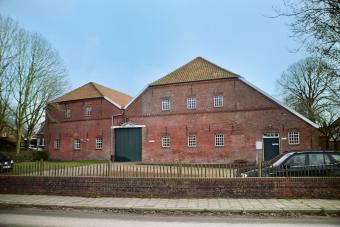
xmin=84 ymin=106 xmax=92 ymax=116
xmin=162 ymin=99 xmax=170 ymax=111
xmin=214 ymin=95 xmax=223 ymax=108
xmin=64 ymin=108 xmax=71 ymax=119
xmin=187 ymin=97 xmax=196 ymax=109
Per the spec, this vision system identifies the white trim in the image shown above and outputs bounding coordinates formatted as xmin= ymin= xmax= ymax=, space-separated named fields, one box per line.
xmin=111 ymin=125 xmax=146 ymax=129
xmin=124 ymin=85 xmax=149 ymax=109
xmin=103 ymin=96 xmax=122 ymax=109
xmin=238 ymin=77 xmax=319 ymax=128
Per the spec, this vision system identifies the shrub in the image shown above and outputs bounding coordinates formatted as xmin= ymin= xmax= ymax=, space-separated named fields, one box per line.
xmin=32 ymin=150 xmax=49 ymax=161
xmin=1 ymin=150 xmax=49 ymax=162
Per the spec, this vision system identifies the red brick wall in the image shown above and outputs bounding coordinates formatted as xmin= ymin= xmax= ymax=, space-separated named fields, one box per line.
xmin=1 ymin=176 xmax=339 ymax=199
xmin=125 ymin=78 xmax=319 ymax=163
xmin=45 ymin=98 xmax=122 ymax=160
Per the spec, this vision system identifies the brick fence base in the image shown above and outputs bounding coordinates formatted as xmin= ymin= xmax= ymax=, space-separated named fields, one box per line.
xmin=0 ymin=176 xmax=339 ymax=199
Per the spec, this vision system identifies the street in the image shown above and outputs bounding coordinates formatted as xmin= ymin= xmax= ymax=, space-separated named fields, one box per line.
xmin=0 ymin=208 xmax=339 ymax=227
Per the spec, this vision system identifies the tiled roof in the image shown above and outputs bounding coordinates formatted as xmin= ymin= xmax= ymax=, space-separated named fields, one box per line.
xmin=150 ymin=57 xmax=239 ymax=86
xmin=52 ymin=82 xmax=132 ymax=107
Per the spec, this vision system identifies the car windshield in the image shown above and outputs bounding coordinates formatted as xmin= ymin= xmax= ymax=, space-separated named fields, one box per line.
xmin=270 ymin=153 xmax=294 ymax=167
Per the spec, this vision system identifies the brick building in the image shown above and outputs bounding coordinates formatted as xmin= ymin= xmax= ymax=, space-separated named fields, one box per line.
xmin=45 ymin=82 xmax=132 ymax=160
xmin=46 ymin=57 xmax=320 ymax=163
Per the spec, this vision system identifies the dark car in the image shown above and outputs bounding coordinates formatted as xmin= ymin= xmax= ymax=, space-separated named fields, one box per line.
xmin=237 ymin=151 xmax=340 ymax=177
xmin=0 ymin=153 xmax=14 ymax=172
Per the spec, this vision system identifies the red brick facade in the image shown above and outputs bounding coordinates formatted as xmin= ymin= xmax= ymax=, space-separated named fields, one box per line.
xmin=124 ymin=78 xmax=319 ymax=163
xmin=46 ymin=98 xmax=123 ymax=160
xmin=45 ymin=58 xmax=320 ymax=162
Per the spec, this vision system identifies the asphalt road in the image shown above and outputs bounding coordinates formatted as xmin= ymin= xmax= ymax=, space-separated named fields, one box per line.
xmin=0 ymin=207 xmax=339 ymax=227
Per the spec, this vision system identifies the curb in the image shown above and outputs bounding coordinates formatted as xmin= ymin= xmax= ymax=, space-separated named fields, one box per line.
xmin=1 ymin=203 xmax=339 ymax=216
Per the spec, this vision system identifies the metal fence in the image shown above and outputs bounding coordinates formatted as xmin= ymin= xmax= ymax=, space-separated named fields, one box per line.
xmin=1 ymin=161 xmax=339 ymax=178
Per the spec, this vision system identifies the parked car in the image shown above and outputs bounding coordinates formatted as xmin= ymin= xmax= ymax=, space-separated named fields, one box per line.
xmin=0 ymin=153 xmax=14 ymax=172
xmin=237 ymin=151 xmax=340 ymax=177
xmin=28 ymin=145 xmax=43 ymax=152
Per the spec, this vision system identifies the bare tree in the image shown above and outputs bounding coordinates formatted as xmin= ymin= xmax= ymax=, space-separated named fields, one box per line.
xmin=277 ymin=57 xmax=339 ymax=143
xmin=8 ymin=25 xmax=68 ymax=154
xmin=276 ymin=0 xmax=340 ymax=71
xmin=23 ymin=35 xmax=68 ymax=147
xmin=0 ymin=16 xmax=19 ymax=132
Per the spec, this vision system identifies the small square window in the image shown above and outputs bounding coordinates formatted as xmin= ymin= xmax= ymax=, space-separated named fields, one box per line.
xmin=84 ymin=106 xmax=92 ymax=116
xmin=74 ymin=138 xmax=80 ymax=150
xmin=215 ymin=134 xmax=224 ymax=147
xmin=162 ymin=99 xmax=170 ymax=111
xmin=187 ymin=97 xmax=196 ymax=109
xmin=187 ymin=135 xmax=196 ymax=147
xmin=288 ymin=131 xmax=299 ymax=145
xmin=162 ymin=135 xmax=170 ymax=148
xmin=214 ymin=95 xmax=223 ymax=107
xmin=54 ymin=139 xmax=60 ymax=150
xmin=64 ymin=108 xmax=71 ymax=119
xmin=96 ymin=137 xmax=103 ymax=149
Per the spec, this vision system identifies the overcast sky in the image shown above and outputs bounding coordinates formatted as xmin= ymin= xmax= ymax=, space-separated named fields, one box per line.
xmin=0 ymin=0 xmax=307 ymax=98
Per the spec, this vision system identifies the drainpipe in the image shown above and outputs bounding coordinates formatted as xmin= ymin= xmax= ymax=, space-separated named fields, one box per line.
xmin=110 ymin=110 xmax=124 ymax=162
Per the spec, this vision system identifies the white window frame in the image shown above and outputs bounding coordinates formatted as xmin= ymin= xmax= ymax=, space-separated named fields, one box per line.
xmin=215 ymin=134 xmax=224 ymax=147
xmin=288 ymin=131 xmax=300 ymax=145
xmin=64 ymin=108 xmax=71 ymax=119
xmin=54 ymin=139 xmax=60 ymax=150
xmin=74 ymin=138 xmax=80 ymax=150
xmin=162 ymin=135 xmax=170 ymax=148
xmin=187 ymin=97 xmax=196 ymax=109
xmin=38 ymin=138 xmax=45 ymax=146
xmin=187 ymin=135 xmax=197 ymax=147
xmin=162 ymin=99 xmax=170 ymax=111
xmin=84 ymin=106 xmax=92 ymax=116
xmin=96 ymin=137 xmax=103 ymax=149
xmin=213 ymin=95 xmax=223 ymax=108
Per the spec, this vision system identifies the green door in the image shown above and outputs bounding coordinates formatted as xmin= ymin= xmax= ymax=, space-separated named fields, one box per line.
xmin=115 ymin=128 xmax=142 ymax=162
xmin=263 ymin=137 xmax=280 ymax=161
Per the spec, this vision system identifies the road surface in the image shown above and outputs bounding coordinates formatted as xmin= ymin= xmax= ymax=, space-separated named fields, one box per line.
xmin=0 ymin=207 xmax=339 ymax=227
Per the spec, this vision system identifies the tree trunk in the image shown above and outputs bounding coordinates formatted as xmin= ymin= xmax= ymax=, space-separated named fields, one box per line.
xmin=15 ymin=127 xmax=22 ymax=155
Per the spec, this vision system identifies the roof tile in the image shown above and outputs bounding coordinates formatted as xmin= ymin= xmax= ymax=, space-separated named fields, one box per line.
xmin=52 ymin=82 xmax=132 ymax=107
xmin=150 ymin=57 xmax=239 ymax=86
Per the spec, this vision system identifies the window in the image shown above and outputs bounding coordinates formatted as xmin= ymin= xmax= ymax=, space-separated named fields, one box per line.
xmin=263 ymin=132 xmax=279 ymax=138
xmin=96 ymin=137 xmax=103 ymax=149
xmin=162 ymin=135 xmax=170 ymax=148
xmin=288 ymin=131 xmax=299 ymax=145
xmin=187 ymin=97 xmax=196 ymax=109
xmin=38 ymin=138 xmax=45 ymax=146
xmin=331 ymin=154 xmax=340 ymax=163
xmin=309 ymin=153 xmax=330 ymax=166
xmin=84 ymin=106 xmax=92 ymax=116
xmin=162 ymin=99 xmax=170 ymax=111
xmin=284 ymin=154 xmax=306 ymax=166
xmin=214 ymin=95 xmax=223 ymax=107
xmin=54 ymin=139 xmax=60 ymax=150
xmin=215 ymin=134 xmax=224 ymax=147
xmin=74 ymin=138 xmax=80 ymax=150
xmin=187 ymin=135 xmax=196 ymax=147
xmin=64 ymin=108 xmax=71 ymax=119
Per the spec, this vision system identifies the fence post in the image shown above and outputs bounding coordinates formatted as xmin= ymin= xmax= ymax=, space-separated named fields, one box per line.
xmin=39 ymin=160 xmax=43 ymax=176
xmin=258 ymin=160 xmax=262 ymax=177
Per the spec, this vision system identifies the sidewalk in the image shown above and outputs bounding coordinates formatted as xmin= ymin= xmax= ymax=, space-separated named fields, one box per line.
xmin=0 ymin=194 xmax=340 ymax=215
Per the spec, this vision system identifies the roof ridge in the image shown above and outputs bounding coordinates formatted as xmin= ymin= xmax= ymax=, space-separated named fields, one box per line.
xmin=89 ymin=82 xmax=105 ymax=97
